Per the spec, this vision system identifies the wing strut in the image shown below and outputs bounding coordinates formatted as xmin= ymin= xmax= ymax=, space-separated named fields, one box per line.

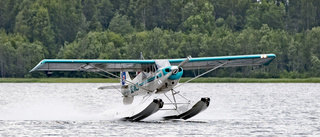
xmin=174 ymin=61 xmax=228 ymax=89
xmin=84 ymin=64 xmax=154 ymax=92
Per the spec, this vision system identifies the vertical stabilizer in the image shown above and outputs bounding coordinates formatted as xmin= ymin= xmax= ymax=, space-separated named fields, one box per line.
xmin=120 ymin=71 xmax=132 ymax=85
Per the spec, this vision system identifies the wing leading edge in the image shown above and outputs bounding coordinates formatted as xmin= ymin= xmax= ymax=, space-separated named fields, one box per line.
xmin=169 ymin=54 xmax=276 ymax=70
xmin=30 ymin=59 xmax=156 ymax=72
xmin=30 ymin=54 xmax=275 ymax=72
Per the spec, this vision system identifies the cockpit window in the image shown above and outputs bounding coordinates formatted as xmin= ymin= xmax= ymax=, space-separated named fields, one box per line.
xmin=143 ymin=64 xmax=157 ymax=73
xmin=155 ymin=60 xmax=171 ymax=69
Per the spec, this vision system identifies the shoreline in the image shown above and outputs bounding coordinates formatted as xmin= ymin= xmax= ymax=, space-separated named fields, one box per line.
xmin=1 ymin=77 xmax=320 ymax=83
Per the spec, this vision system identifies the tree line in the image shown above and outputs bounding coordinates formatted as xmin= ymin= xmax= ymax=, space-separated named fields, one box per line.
xmin=0 ymin=0 xmax=320 ymax=78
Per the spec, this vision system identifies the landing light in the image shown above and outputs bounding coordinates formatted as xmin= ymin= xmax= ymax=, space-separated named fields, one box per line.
xmin=261 ymin=54 xmax=268 ymax=58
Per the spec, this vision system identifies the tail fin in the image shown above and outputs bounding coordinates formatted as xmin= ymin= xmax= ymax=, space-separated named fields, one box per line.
xmin=120 ymin=71 xmax=132 ymax=85
xmin=121 ymin=71 xmax=134 ymax=105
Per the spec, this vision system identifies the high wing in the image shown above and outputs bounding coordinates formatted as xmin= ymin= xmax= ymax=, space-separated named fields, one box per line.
xmin=30 ymin=54 xmax=275 ymax=72
xmin=170 ymin=54 xmax=276 ymax=70
xmin=30 ymin=59 xmax=155 ymax=72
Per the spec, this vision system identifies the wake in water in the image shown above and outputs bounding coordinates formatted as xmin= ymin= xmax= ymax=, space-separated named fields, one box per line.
xmin=0 ymin=94 xmax=166 ymax=121
xmin=1 ymin=83 xmax=320 ymax=136
xmin=0 ymin=98 xmax=114 ymax=121
xmin=0 ymin=83 xmax=128 ymax=121
xmin=0 ymin=83 xmax=246 ymax=121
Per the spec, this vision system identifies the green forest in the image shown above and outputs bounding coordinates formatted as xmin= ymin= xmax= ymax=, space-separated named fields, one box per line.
xmin=1 ymin=0 xmax=320 ymax=78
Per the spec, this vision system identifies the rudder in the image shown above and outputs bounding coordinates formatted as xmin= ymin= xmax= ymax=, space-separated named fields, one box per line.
xmin=120 ymin=71 xmax=132 ymax=85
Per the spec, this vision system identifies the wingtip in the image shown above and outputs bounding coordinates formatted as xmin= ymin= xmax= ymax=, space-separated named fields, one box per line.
xmin=187 ymin=55 xmax=192 ymax=59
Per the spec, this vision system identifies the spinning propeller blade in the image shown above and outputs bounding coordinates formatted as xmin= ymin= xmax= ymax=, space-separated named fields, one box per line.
xmin=178 ymin=56 xmax=192 ymax=68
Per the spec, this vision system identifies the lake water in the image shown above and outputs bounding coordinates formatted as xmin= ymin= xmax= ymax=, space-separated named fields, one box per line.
xmin=0 ymin=83 xmax=319 ymax=136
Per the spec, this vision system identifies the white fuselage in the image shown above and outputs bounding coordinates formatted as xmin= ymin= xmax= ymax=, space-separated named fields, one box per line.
xmin=121 ymin=66 xmax=183 ymax=98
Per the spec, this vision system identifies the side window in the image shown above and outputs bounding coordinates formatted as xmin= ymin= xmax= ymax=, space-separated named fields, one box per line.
xmin=143 ymin=64 xmax=157 ymax=73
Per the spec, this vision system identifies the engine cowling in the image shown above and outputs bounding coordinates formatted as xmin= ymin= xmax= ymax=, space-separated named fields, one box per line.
xmin=162 ymin=66 xmax=183 ymax=80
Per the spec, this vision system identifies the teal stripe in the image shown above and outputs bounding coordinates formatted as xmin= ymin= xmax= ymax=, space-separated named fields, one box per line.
xmin=168 ymin=54 xmax=276 ymax=63
xmin=41 ymin=59 xmax=155 ymax=64
xmin=30 ymin=59 xmax=155 ymax=72
xmin=139 ymin=73 xmax=162 ymax=86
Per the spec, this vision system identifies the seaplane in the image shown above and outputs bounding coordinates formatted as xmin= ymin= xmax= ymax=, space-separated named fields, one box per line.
xmin=30 ymin=53 xmax=276 ymax=121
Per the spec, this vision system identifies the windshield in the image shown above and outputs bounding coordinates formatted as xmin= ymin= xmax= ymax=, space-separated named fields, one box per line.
xmin=155 ymin=60 xmax=171 ymax=69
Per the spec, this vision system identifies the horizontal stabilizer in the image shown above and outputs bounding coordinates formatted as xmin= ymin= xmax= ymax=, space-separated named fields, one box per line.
xmin=98 ymin=85 xmax=122 ymax=90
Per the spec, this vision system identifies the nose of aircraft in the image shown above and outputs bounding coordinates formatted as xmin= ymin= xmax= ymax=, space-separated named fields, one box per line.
xmin=162 ymin=66 xmax=183 ymax=80
xmin=171 ymin=66 xmax=179 ymax=74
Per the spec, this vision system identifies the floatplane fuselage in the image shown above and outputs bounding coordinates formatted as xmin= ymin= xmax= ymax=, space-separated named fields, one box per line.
xmin=120 ymin=65 xmax=183 ymax=104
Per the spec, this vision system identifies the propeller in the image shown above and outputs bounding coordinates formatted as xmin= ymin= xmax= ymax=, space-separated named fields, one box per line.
xmin=169 ymin=56 xmax=192 ymax=74
xmin=178 ymin=55 xmax=192 ymax=68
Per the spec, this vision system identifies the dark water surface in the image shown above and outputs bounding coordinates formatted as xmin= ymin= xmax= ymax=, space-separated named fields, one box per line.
xmin=0 ymin=83 xmax=319 ymax=136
